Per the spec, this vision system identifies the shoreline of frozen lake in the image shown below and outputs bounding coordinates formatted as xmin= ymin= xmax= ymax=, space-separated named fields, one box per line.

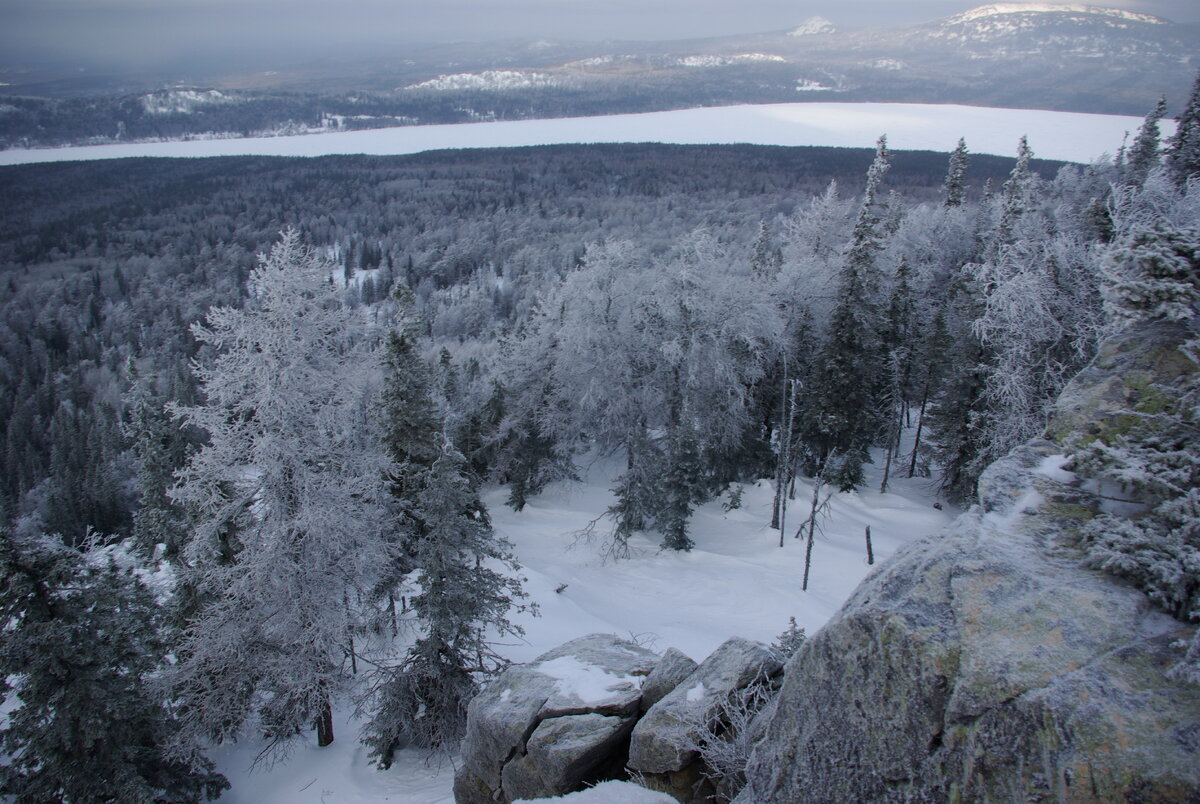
xmin=0 ymin=102 xmax=1162 ymax=167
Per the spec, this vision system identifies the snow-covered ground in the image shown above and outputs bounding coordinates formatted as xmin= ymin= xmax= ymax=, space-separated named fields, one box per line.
xmin=0 ymin=102 xmax=1163 ymax=166
xmin=210 ymin=453 xmax=954 ymax=803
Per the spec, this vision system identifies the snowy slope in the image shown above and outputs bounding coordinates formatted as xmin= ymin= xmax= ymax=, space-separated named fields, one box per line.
xmin=210 ymin=453 xmax=954 ymax=803
xmin=0 ymin=102 xmax=1163 ymax=166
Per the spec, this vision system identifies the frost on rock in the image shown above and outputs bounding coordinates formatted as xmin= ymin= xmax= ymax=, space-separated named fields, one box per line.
xmin=737 ymin=316 xmax=1200 ymax=803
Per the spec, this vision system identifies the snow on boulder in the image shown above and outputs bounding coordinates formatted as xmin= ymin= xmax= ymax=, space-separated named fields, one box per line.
xmin=455 ymin=634 xmax=659 ymax=803
xmin=627 ymin=637 xmax=782 ymax=782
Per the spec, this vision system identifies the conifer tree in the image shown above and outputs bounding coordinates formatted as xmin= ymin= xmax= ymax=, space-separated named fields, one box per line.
xmin=802 ymin=135 xmax=891 ymax=490
xmin=750 ymin=220 xmax=783 ymax=279
xmin=1126 ymin=97 xmax=1167 ymax=188
xmin=0 ymin=529 xmax=227 ymax=803
xmin=124 ymin=363 xmax=191 ymax=559
xmin=943 ymin=138 xmax=970 ymax=207
xmin=361 ymin=438 xmax=528 ymax=766
xmin=995 ymin=136 xmax=1036 ymax=249
xmin=658 ymin=415 xmax=706 ymax=552
xmin=607 ymin=426 xmax=662 ymax=554
xmin=381 ymin=282 xmax=442 ymax=550
xmin=1166 ymin=70 xmax=1200 ymax=188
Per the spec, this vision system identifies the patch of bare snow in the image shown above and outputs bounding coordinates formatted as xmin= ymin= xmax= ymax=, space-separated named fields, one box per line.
xmin=406 ymin=70 xmax=559 ymax=92
xmin=676 ymin=53 xmax=786 ymax=68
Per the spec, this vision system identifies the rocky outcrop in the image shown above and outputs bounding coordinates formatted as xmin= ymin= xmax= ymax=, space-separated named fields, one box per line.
xmin=455 ymin=634 xmax=660 ymax=803
xmin=737 ymin=320 xmax=1200 ymax=803
xmin=456 ymin=634 xmax=782 ymax=803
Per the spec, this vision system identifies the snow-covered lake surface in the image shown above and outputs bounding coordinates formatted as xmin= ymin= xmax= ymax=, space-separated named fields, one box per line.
xmin=210 ymin=451 xmax=955 ymax=803
xmin=0 ymin=102 xmax=1160 ymax=166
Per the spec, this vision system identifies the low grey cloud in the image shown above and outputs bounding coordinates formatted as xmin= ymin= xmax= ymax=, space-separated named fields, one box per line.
xmin=2 ymin=0 xmax=1197 ymax=72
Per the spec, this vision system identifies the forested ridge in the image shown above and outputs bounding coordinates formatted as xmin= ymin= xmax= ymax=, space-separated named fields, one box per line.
xmin=1 ymin=76 xmax=1199 ymax=800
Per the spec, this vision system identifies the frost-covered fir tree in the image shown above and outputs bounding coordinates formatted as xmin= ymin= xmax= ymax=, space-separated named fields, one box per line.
xmin=381 ymin=281 xmax=442 ymax=548
xmin=168 ymin=230 xmax=390 ymax=756
xmin=361 ymin=438 xmax=528 ymax=765
xmin=1166 ymin=70 xmax=1200 ymax=188
xmin=124 ymin=362 xmax=192 ymax=559
xmin=994 ymin=136 xmax=1037 ymax=250
xmin=0 ymin=528 xmax=227 ymax=802
xmin=1125 ymin=97 xmax=1167 ymax=188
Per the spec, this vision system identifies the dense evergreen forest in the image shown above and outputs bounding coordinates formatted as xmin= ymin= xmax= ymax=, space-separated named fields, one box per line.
xmin=1 ymin=76 xmax=1198 ymax=799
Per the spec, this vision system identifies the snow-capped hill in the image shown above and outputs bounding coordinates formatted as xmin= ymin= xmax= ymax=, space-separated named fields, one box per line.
xmin=405 ymin=71 xmax=559 ymax=92
xmin=789 ymin=16 xmax=836 ymax=36
xmin=946 ymin=3 xmax=1165 ymax=25
xmin=923 ymin=1 xmax=1185 ymax=59
xmin=140 ymin=89 xmax=233 ymax=115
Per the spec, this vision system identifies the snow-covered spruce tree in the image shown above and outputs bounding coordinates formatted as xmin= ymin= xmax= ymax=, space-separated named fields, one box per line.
xmin=492 ymin=293 xmax=577 ymax=512
xmin=801 ymin=135 xmax=891 ymax=491
xmin=380 ymin=281 xmax=442 ymax=551
xmin=1125 ymin=97 xmax=1167 ymax=189
xmin=1067 ymin=221 xmax=1199 ymax=681
xmin=943 ymin=138 xmax=970 ymax=208
xmin=361 ymin=438 xmax=529 ymax=766
xmin=1166 ymin=70 xmax=1200 ymax=188
xmin=658 ymin=413 xmax=706 ymax=552
xmin=0 ymin=528 xmax=227 ymax=802
xmin=994 ymin=136 xmax=1038 ymax=251
xmin=124 ymin=361 xmax=192 ymax=559
xmin=168 ymin=230 xmax=389 ymax=757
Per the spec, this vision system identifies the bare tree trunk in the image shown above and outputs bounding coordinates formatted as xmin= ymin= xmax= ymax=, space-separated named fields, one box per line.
xmin=777 ymin=381 xmax=799 ymax=547
xmin=907 ymin=386 xmax=929 ymax=478
xmin=801 ymin=475 xmax=821 ymax=591
xmin=771 ymin=373 xmax=792 ymax=532
xmin=316 ymin=695 xmax=334 ymax=747
xmin=865 ymin=525 xmax=874 ymax=565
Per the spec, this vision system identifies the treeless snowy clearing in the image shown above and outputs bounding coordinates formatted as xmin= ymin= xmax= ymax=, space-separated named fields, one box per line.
xmin=210 ymin=449 xmax=954 ymax=803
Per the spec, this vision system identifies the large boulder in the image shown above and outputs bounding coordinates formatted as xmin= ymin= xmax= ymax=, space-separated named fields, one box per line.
xmin=737 ymin=319 xmax=1200 ymax=803
xmin=456 ymin=633 xmax=659 ymax=803
xmin=628 ymin=637 xmax=782 ymax=802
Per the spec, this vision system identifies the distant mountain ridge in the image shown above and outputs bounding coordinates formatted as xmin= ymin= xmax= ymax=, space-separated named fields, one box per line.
xmin=0 ymin=3 xmax=1195 ymax=149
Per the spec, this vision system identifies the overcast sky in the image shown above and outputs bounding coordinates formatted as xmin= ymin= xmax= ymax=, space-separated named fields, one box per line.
xmin=3 ymin=0 xmax=1198 ymax=72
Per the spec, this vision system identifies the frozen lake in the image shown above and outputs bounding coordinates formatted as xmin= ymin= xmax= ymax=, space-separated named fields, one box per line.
xmin=0 ymin=102 xmax=1160 ymax=166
